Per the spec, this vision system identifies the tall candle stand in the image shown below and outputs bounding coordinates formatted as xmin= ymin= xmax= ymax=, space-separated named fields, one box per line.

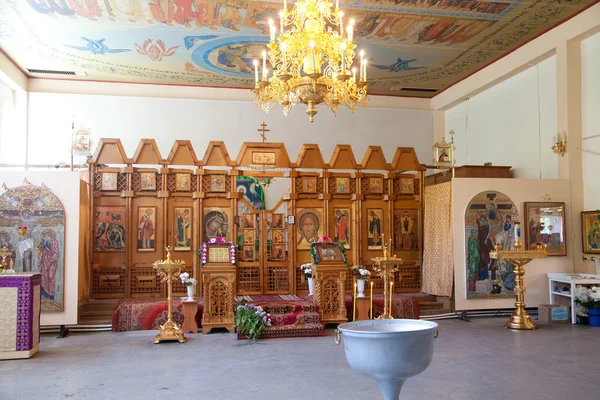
xmin=370 ymin=234 xmax=404 ymax=319
xmin=490 ymin=241 xmax=547 ymax=330
xmin=152 ymin=246 xmax=186 ymax=344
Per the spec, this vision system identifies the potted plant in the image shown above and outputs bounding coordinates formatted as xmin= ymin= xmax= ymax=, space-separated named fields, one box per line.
xmin=300 ymin=263 xmax=314 ymax=295
xmin=575 ymin=285 xmax=600 ymax=327
xmin=235 ymin=303 xmax=272 ymax=341
xmin=351 ymin=265 xmax=371 ymax=297
xmin=179 ymin=272 xmax=198 ymax=300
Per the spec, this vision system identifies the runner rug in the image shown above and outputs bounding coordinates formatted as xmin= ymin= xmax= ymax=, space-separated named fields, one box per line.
xmin=235 ymin=295 xmax=325 ymax=339
xmin=111 ymin=298 xmax=203 ymax=332
xmin=111 ymin=294 xmax=419 ymax=334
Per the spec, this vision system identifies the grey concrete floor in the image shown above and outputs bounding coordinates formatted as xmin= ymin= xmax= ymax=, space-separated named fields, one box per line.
xmin=1 ymin=317 xmax=599 ymax=400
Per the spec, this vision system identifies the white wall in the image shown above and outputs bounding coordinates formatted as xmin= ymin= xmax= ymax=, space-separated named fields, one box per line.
xmin=26 ymin=93 xmax=434 ymax=168
xmin=0 ymin=171 xmax=80 ymax=326
xmin=582 ymin=32 xmax=600 ymax=211
xmin=445 ymin=57 xmax=558 ymax=179
xmin=452 ymin=178 xmax=572 ymax=311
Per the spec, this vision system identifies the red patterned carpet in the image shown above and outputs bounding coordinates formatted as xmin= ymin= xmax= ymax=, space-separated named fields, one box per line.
xmin=112 ymin=294 xmax=419 ymax=335
xmin=235 ymin=295 xmax=325 ymax=339
xmin=111 ymin=298 xmax=203 ymax=332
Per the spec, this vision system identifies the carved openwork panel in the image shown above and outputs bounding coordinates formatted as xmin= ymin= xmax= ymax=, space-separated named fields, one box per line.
xmin=296 ymin=268 xmax=308 ymax=292
xmin=130 ymin=267 xmax=161 ymax=297
xmin=266 ymin=266 xmax=289 ymax=293
xmin=117 ymin=173 xmax=128 ymax=191
xmin=237 ymin=266 xmax=261 ymax=293
xmin=322 ymin=278 xmax=340 ymax=315
xmin=92 ymin=266 xmax=126 ymax=298
xmin=209 ymin=279 xmax=228 ymax=318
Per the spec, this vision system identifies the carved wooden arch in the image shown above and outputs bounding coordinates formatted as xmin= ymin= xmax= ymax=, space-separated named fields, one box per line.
xmin=295 ymin=144 xmax=328 ymax=169
xmin=236 ymin=142 xmax=291 ymax=168
xmin=202 ymin=141 xmax=234 ymax=167
xmin=90 ymin=138 xmax=131 ymax=165
xmin=132 ymin=139 xmax=164 ymax=165
xmin=360 ymin=146 xmax=390 ymax=170
xmin=391 ymin=147 xmax=426 ymax=172
xmin=328 ymin=145 xmax=358 ymax=170
xmin=165 ymin=140 xmax=200 ymax=166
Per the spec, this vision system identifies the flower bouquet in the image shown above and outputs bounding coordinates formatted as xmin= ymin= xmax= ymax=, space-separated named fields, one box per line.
xmin=179 ymin=272 xmax=198 ymax=287
xmin=575 ymin=286 xmax=600 ymax=326
xmin=351 ymin=265 xmax=371 ymax=280
xmin=351 ymin=265 xmax=371 ymax=297
xmin=300 ymin=263 xmax=315 ymax=295
xmin=179 ymin=272 xmax=198 ymax=300
xmin=235 ymin=303 xmax=272 ymax=341
xmin=300 ymin=263 xmax=314 ymax=279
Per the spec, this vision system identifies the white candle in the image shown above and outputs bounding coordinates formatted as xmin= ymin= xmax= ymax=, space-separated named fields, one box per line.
xmin=352 ymin=67 xmax=356 ymax=81
xmin=339 ymin=11 xmax=343 ymax=35
xmin=310 ymin=41 xmax=316 ymax=73
xmin=341 ymin=41 xmax=346 ymax=73
xmin=514 ymin=222 xmax=521 ymax=242
xmin=336 ymin=0 xmax=339 ymax=9
xmin=348 ymin=19 xmax=355 ymax=41
xmin=280 ymin=11 xmax=284 ymax=34
xmin=269 ymin=19 xmax=275 ymax=41
xmin=281 ymin=42 xmax=287 ymax=71
xmin=284 ymin=0 xmax=287 ymax=11
xmin=363 ymin=60 xmax=367 ymax=82
xmin=262 ymin=50 xmax=267 ymax=79
xmin=253 ymin=60 xmax=259 ymax=83
xmin=263 ymin=68 xmax=267 ymax=80
xmin=359 ymin=50 xmax=364 ymax=80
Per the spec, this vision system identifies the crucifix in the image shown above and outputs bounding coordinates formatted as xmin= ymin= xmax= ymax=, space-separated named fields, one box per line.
xmin=258 ymin=122 xmax=270 ymax=143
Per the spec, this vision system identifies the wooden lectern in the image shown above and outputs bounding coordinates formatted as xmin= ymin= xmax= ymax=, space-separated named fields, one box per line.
xmin=200 ymin=242 xmax=236 ymax=333
xmin=311 ymin=242 xmax=348 ymax=325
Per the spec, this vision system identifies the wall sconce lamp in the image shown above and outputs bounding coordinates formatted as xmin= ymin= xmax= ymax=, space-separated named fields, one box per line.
xmin=552 ymin=133 xmax=566 ymax=157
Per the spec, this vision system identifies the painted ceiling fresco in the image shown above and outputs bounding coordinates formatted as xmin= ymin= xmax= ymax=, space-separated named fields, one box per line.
xmin=0 ymin=0 xmax=596 ymax=97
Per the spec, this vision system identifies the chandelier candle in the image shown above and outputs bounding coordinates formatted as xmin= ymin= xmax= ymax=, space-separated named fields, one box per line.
xmin=252 ymin=0 xmax=369 ymax=122
xmin=254 ymin=60 xmax=259 ymax=84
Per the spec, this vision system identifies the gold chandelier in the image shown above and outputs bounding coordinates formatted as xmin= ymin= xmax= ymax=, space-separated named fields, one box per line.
xmin=252 ymin=0 xmax=369 ymax=123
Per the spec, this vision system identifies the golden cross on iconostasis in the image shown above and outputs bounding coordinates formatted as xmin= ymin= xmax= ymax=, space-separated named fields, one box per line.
xmin=258 ymin=122 xmax=270 ymax=143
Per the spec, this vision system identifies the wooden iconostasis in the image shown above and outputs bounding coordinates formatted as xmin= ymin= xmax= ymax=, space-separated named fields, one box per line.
xmin=88 ymin=140 xmax=424 ymax=301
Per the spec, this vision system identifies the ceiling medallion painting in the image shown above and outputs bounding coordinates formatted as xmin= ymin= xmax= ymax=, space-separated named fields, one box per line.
xmin=0 ymin=0 xmax=596 ymax=98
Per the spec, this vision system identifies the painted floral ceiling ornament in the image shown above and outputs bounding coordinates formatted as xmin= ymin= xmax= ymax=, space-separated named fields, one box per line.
xmin=135 ymin=40 xmax=179 ymax=62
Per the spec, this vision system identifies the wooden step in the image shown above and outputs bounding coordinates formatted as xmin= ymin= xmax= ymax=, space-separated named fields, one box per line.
xmin=419 ymin=308 xmax=453 ymax=316
xmin=418 ymin=301 xmax=445 ymax=310
xmin=80 ymin=300 xmax=120 ymax=313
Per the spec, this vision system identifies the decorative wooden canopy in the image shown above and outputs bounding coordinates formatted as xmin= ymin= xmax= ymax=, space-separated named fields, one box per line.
xmin=361 ymin=146 xmax=390 ymax=170
xmin=295 ymin=144 xmax=327 ymax=169
xmin=90 ymin=138 xmax=131 ymax=165
xmin=391 ymin=147 xmax=426 ymax=172
xmin=202 ymin=141 xmax=233 ymax=167
xmin=132 ymin=139 xmax=163 ymax=165
xmin=165 ymin=140 xmax=199 ymax=166
xmin=90 ymin=139 xmax=422 ymax=172
xmin=328 ymin=145 xmax=358 ymax=170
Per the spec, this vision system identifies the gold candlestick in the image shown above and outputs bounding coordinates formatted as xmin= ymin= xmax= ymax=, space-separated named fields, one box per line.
xmin=0 ymin=247 xmax=15 ymax=274
xmin=353 ymin=282 xmax=357 ymax=321
xmin=490 ymin=241 xmax=547 ymax=330
xmin=370 ymin=281 xmax=373 ymax=320
xmin=370 ymin=256 xmax=409 ymax=319
xmin=152 ymin=246 xmax=186 ymax=343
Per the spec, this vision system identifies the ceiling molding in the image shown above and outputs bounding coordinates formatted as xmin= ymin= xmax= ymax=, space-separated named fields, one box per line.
xmin=25 ymin=78 xmax=433 ymax=110
xmin=0 ymin=50 xmax=27 ymax=92
xmin=431 ymin=2 xmax=600 ymax=111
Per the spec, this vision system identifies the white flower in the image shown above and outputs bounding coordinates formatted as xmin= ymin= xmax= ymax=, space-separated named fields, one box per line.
xmin=575 ymin=286 xmax=590 ymax=303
